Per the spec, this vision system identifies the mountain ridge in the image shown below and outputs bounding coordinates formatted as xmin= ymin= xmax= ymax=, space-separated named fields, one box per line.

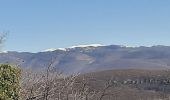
xmin=1 ymin=44 xmax=170 ymax=74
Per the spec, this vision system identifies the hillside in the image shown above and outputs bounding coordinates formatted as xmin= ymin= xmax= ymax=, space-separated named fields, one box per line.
xmin=74 ymin=69 xmax=170 ymax=100
xmin=21 ymin=69 xmax=170 ymax=100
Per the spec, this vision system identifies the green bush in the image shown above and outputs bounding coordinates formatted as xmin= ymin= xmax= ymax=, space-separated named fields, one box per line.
xmin=0 ymin=64 xmax=21 ymax=100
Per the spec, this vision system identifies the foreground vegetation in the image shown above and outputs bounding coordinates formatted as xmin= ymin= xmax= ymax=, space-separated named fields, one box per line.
xmin=1 ymin=64 xmax=170 ymax=100
xmin=0 ymin=64 xmax=21 ymax=100
xmin=20 ymin=69 xmax=170 ymax=100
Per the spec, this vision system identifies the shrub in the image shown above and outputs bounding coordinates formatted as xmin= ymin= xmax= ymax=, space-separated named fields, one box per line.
xmin=0 ymin=64 xmax=21 ymax=100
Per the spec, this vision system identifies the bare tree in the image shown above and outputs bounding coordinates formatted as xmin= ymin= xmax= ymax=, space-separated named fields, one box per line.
xmin=20 ymin=63 xmax=97 ymax=100
xmin=0 ymin=31 xmax=8 ymax=51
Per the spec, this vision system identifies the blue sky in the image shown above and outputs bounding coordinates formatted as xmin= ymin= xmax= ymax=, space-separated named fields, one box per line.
xmin=0 ymin=0 xmax=169 ymax=52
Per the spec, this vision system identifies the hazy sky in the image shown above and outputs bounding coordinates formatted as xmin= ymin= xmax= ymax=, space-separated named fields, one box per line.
xmin=0 ymin=0 xmax=169 ymax=52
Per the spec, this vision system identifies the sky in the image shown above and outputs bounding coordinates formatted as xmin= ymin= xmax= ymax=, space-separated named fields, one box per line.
xmin=0 ymin=0 xmax=169 ymax=52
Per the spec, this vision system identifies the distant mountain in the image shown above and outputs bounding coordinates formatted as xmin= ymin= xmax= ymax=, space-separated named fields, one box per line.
xmin=1 ymin=45 xmax=170 ymax=74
